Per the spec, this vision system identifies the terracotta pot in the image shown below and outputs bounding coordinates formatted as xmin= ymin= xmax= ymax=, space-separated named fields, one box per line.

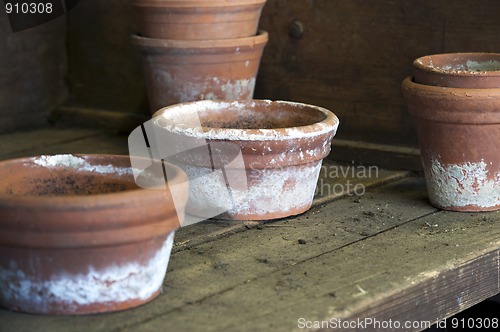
xmin=132 ymin=31 xmax=268 ymax=114
xmin=151 ymin=100 xmax=340 ymax=221
xmin=131 ymin=0 xmax=267 ymax=40
xmin=402 ymin=76 xmax=500 ymax=211
xmin=413 ymin=52 xmax=500 ymax=88
xmin=0 ymin=154 xmax=188 ymax=314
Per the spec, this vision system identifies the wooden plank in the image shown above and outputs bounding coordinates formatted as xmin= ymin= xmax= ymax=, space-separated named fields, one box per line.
xmin=27 ymin=134 xmax=130 ymax=156
xmin=0 ymin=177 xmax=438 ymax=332
xmin=330 ymin=139 xmax=423 ymax=171
xmin=51 ymin=107 xmax=149 ymax=135
xmin=172 ymin=159 xmax=409 ymax=252
xmin=0 ymin=128 xmax=99 ymax=160
xmin=129 ymin=200 xmax=499 ymax=332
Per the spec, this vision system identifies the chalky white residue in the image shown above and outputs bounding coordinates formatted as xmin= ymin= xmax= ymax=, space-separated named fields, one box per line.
xmin=155 ymin=100 xmax=338 ymax=141
xmin=426 ymin=158 xmax=500 ymax=208
xmin=235 ymin=162 xmax=321 ymax=215
xmin=152 ymin=69 xmax=256 ymax=106
xmin=424 ymin=59 xmax=500 ymax=73
xmin=32 ymin=154 xmax=133 ymax=176
xmin=181 ymin=162 xmax=322 ymax=217
xmin=0 ymin=232 xmax=174 ymax=312
xmin=465 ymin=60 xmax=500 ymax=72
xmin=33 ymin=154 xmax=86 ymax=168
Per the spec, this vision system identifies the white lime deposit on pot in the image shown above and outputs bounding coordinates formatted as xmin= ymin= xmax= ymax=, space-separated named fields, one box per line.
xmin=33 ymin=154 xmax=86 ymax=168
xmin=0 ymin=232 xmax=175 ymax=312
xmin=32 ymin=154 xmax=133 ymax=176
xmin=427 ymin=158 xmax=500 ymax=208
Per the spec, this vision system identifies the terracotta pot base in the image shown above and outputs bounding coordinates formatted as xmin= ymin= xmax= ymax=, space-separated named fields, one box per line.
xmin=0 ymin=232 xmax=174 ymax=314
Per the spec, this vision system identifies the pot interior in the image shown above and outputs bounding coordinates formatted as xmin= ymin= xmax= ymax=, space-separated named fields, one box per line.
xmin=0 ymin=170 xmax=138 ymax=197
xmin=417 ymin=54 xmax=500 ymax=72
xmin=0 ymin=155 xmax=141 ymax=197
xmin=160 ymin=101 xmax=328 ymax=130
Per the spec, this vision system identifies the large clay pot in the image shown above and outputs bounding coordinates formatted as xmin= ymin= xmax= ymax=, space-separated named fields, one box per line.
xmin=131 ymin=0 xmax=267 ymax=40
xmin=132 ymin=31 xmax=268 ymax=114
xmin=413 ymin=52 xmax=500 ymax=88
xmin=0 ymin=154 xmax=188 ymax=314
xmin=151 ymin=100 xmax=340 ymax=221
xmin=402 ymin=76 xmax=500 ymax=212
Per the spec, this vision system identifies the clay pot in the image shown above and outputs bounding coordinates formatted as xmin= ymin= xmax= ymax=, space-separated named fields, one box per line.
xmin=131 ymin=0 xmax=267 ymax=40
xmin=413 ymin=52 xmax=500 ymax=88
xmin=132 ymin=31 xmax=268 ymax=114
xmin=151 ymin=100 xmax=340 ymax=221
xmin=402 ymin=76 xmax=500 ymax=212
xmin=0 ymin=154 xmax=188 ymax=314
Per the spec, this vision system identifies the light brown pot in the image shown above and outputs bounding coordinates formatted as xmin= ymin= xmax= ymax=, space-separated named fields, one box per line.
xmin=132 ymin=31 xmax=268 ymax=114
xmin=0 ymin=154 xmax=188 ymax=314
xmin=402 ymin=76 xmax=500 ymax=212
xmin=413 ymin=52 xmax=500 ymax=88
xmin=131 ymin=0 xmax=267 ymax=40
xmin=152 ymin=100 xmax=340 ymax=221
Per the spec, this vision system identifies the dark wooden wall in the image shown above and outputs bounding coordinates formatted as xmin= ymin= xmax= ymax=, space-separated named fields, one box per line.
xmin=255 ymin=0 xmax=500 ymax=146
xmin=66 ymin=0 xmax=147 ymax=112
xmin=1 ymin=0 xmax=500 ymax=147
xmin=0 ymin=13 xmax=66 ymax=134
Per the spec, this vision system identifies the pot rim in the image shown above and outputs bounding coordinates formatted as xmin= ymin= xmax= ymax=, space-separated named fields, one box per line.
xmin=152 ymin=99 xmax=339 ymax=141
xmin=402 ymin=76 xmax=500 ymax=98
xmin=0 ymin=154 xmax=186 ymax=208
xmin=402 ymin=76 xmax=500 ymax=124
xmin=413 ymin=52 xmax=500 ymax=76
xmin=130 ymin=0 xmax=267 ymax=8
xmin=131 ymin=30 xmax=268 ymax=50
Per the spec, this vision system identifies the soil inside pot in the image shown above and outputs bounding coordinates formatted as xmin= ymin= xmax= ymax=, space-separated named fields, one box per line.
xmin=201 ymin=109 xmax=326 ymax=129
xmin=1 ymin=173 xmax=137 ymax=197
xmin=160 ymin=102 xmax=328 ymax=130
xmin=436 ymin=60 xmax=500 ymax=72
xmin=416 ymin=53 xmax=500 ymax=73
xmin=0 ymin=155 xmax=141 ymax=197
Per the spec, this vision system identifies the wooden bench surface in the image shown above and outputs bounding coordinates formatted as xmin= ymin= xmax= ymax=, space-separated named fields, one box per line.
xmin=0 ymin=127 xmax=498 ymax=332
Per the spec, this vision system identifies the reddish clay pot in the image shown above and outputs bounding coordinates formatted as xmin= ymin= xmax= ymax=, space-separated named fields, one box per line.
xmin=152 ymin=100 xmax=339 ymax=221
xmin=132 ymin=31 xmax=268 ymax=114
xmin=413 ymin=52 xmax=500 ymax=88
xmin=402 ymin=76 xmax=500 ymax=211
xmin=0 ymin=154 xmax=188 ymax=314
xmin=131 ymin=0 xmax=267 ymax=40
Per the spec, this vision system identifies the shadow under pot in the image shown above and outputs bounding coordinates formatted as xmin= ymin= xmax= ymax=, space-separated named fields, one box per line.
xmin=132 ymin=31 xmax=268 ymax=114
xmin=152 ymin=99 xmax=340 ymax=221
xmin=0 ymin=154 xmax=188 ymax=314
xmin=413 ymin=52 xmax=500 ymax=88
xmin=402 ymin=76 xmax=500 ymax=212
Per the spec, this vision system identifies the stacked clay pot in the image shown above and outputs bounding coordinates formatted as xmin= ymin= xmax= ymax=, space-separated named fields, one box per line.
xmin=402 ymin=52 xmax=500 ymax=212
xmin=131 ymin=0 xmax=268 ymax=114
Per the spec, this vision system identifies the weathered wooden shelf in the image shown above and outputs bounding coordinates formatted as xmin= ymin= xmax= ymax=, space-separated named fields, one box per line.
xmin=0 ymin=127 xmax=498 ymax=332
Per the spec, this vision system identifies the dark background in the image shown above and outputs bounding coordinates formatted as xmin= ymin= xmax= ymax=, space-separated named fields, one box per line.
xmin=1 ymin=0 xmax=500 ymax=148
